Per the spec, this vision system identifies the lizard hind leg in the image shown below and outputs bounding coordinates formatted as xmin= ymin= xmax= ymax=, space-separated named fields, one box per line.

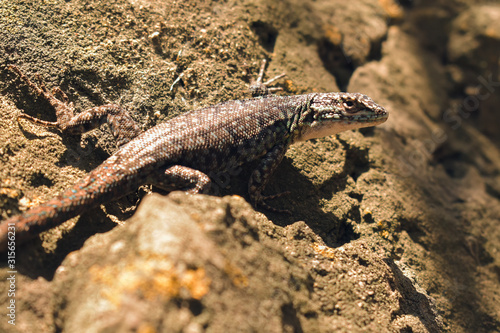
xmin=9 ymin=65 xmax=142 ymax=147
xmin=9 ymin=65 xmax=76 ymax=126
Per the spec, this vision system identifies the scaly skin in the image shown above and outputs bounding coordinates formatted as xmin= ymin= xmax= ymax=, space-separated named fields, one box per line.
xmin=0 ymin=64 xmax=388 ymax=251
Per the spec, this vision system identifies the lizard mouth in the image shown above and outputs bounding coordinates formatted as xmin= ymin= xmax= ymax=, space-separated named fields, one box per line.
xmin=344 ymin=111 xmax=389 ymax=124
xmin=318 ymin=109 xmax=388 ymax=123
xmin=299 ymin=109 xmax=388 ymax=142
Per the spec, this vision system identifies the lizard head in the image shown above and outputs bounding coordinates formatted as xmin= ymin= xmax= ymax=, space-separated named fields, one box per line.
xmin=297 ymin=92 xmax=388 ymax=141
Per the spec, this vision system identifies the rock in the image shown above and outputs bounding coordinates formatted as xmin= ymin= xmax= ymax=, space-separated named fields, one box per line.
xmin=50 ymin=193 xmax=444 ymax=332
xmin=448 ymin=4 xmax=500 ymax=73
xmin=448 ymin=4 xmax=500 ymax=141
xmin=1 ymin=0 xmax=500 ymax=331
xmin=52 ymin=193 xmax=317 ymax=332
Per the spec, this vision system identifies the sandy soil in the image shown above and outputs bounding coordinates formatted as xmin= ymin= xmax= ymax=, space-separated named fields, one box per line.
xmin=0 ymin=0 xmax=499 ymax=332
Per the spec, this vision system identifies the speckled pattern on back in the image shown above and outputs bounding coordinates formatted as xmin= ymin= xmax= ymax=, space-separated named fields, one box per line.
xmin=0 ymin=65 xmax=388 ymax=250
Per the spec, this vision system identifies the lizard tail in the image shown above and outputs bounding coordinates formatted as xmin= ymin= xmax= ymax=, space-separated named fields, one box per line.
xmin=0 ymin=165 xmax=128 ymax=251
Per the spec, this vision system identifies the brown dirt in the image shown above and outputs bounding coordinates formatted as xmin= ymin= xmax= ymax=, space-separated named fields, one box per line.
xmin=0 ymin=0 xmax=499 ymax=332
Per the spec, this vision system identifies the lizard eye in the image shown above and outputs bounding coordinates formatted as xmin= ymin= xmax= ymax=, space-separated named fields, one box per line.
xmin=343 ymin=100 xmax=356 ymax=109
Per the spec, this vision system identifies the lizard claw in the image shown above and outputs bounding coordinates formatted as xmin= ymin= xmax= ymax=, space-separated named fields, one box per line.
xmin=249 ymin=59 xmax=286 ymax=97
xmin=253 ymin=191 xmax=292 ymax=214
xmin=260 ymin=190 xmax=291 ymax=201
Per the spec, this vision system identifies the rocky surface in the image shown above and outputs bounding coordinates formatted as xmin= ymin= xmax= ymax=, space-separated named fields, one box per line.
xmin=0 ymin=0 xmax=499 ymax=332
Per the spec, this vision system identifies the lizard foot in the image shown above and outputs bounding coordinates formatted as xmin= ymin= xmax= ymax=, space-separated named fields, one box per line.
xmin=249 ymin=59 xmax=286 ymax=97
xmin=9 ymin=64 xmax=141 ymax=146
xmin=253 ymin=191 xmax=292 ymax=214
xmin=9 ymin=64 xmax=74 ymax=129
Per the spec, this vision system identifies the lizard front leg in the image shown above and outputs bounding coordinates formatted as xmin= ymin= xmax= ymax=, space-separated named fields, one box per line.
xmin=248 ymin=143 xmax=291 ymax=213
xmin=9 ymin=65 xmax=141 ymax=147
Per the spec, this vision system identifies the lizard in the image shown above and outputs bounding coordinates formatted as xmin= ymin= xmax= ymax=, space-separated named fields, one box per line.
xmin=0 ymin=60 xmax=388 ymax=251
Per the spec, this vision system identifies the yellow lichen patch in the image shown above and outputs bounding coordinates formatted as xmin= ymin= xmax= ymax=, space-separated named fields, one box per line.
xmin=182 ymin=268 xmax=212 ymax=300
xmin=189 ymin=212 xmax=201 ymax=222
xmin=284 ymin=79 xmax=297 ymax=94
xmin=88 ymin=253 xmax=211 ymax=307
xmin=380 ymin=230 xmax=390 ymax=239
xmin=485 ymin=27 xmax=500 ymax=39
xmin=224 ymin=261 xmax=248 ymax=287
xmin=0 ymin=187 xmax=20 ymax=199
xmin=140 ymin=266 xmax=182 ymax=301
xmin=311 ymin=242 xmax=336 ymax=260
xmin=378 ymin=0 xmax=404 ymax=21
xmin=137 ymin=323 xmax=157 ymax=333
xmin=322 ymin=24 xmax=342 ymax=46
xmin=376 ymin=220 xmax=391 ymax=239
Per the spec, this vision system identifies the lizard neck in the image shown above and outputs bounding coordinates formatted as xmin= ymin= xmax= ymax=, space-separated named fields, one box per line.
xmin=288 ymin=93 xmax=317 ymax=144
